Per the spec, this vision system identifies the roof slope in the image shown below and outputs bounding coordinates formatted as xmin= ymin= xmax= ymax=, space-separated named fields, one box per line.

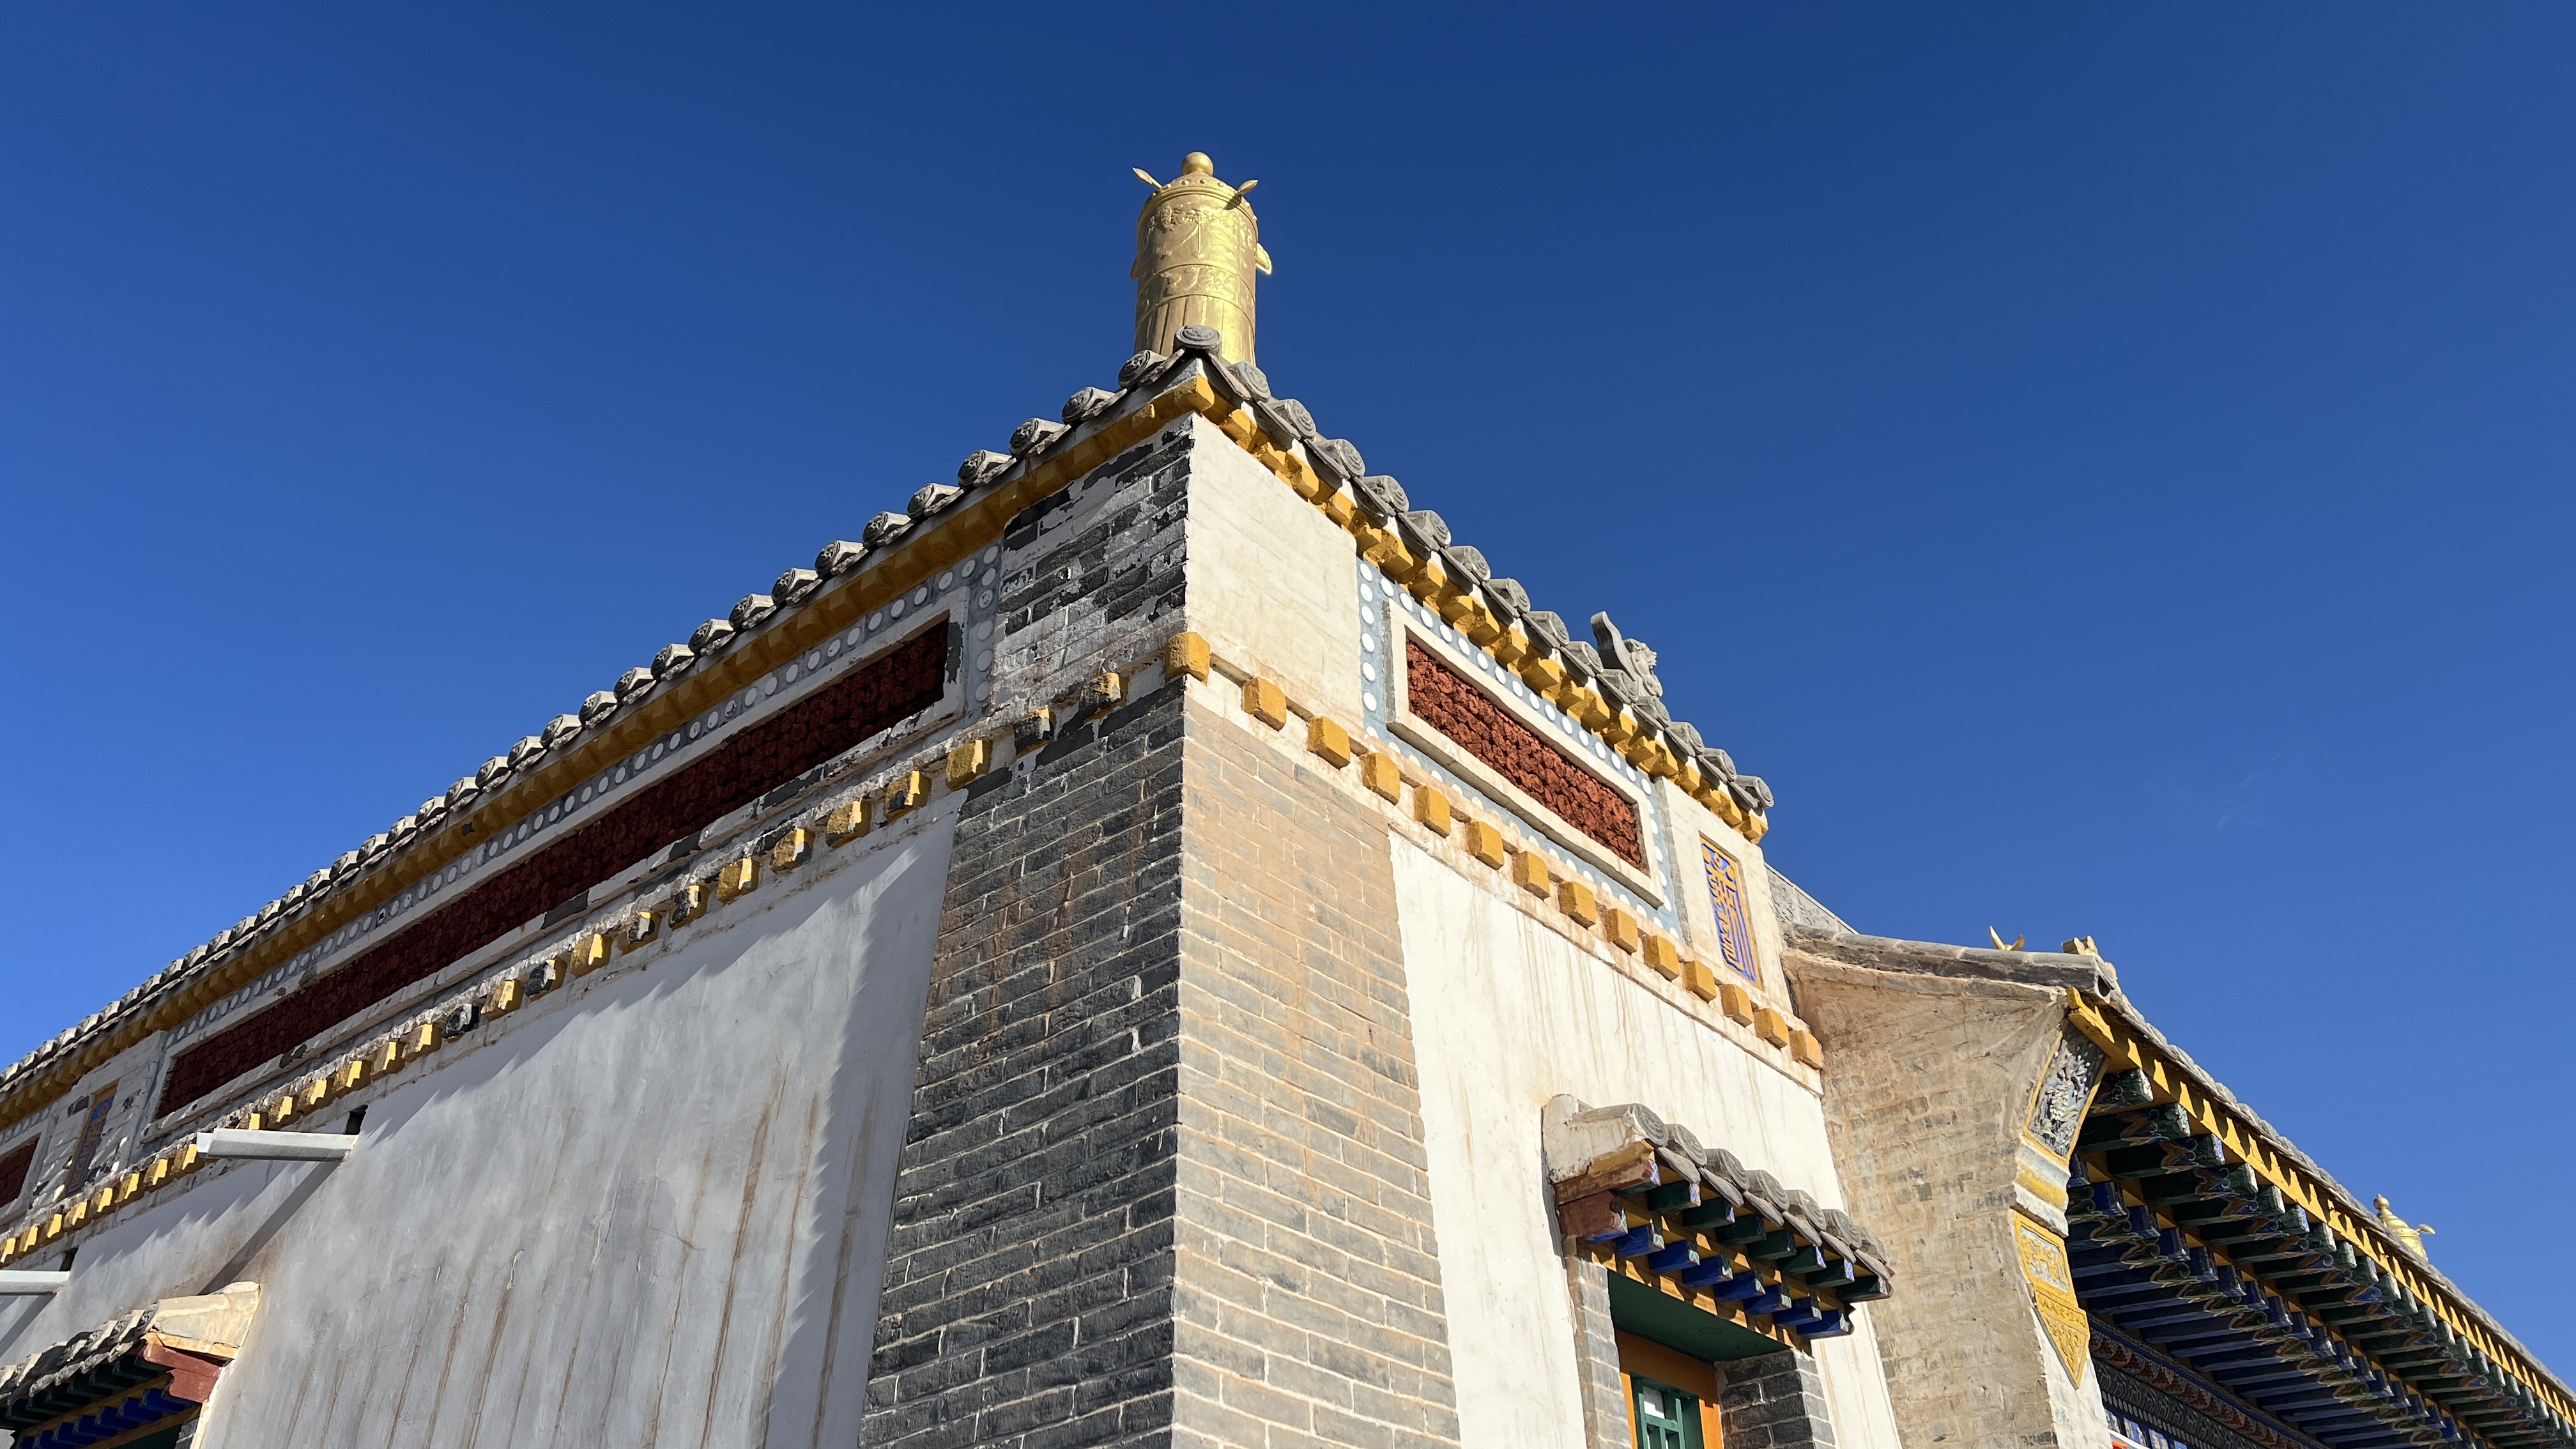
xmin=1 ymin=327 xmax=1770 ymax=1136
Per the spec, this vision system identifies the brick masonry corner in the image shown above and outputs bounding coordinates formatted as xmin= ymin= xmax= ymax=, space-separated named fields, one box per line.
xmin=1170 ymin=694 xmax=1464 ymax=1449
xmin=866 ymin=683 xmax=1190 ymax=1449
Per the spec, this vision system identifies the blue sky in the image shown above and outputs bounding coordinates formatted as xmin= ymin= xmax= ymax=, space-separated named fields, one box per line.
xmin=5 ymin=4 xmax=2570 ymax=1365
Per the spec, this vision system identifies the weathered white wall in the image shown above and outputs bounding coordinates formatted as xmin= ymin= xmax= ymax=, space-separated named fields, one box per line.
xmin=1390 ymin=842 xmax=1901 ymax=1449
xmin=1182 ymin=414 xmax=1365 ymax=724
xmin=0 ymin=821 xmax=953 ymax=1449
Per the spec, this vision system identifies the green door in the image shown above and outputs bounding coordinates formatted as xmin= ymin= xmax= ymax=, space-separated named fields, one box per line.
xmin=1632 ymin=1377 xmax=1705 ymax=1449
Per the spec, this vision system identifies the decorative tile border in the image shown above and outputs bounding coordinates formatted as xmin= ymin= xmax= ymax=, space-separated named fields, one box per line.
xmin=4 ymin=611 xmax=1774 ymax=1264
xmin=0 ymin=631 xmax=1147 ymax=1263
xmin=4 ymin=339 xmax=1775 ymax=1161
xmin=167 ymin=564 xmax=995 ymax=1060
xmin=1199 ymin=376 xmax=1772 ymax=850
xmin=0 ymin=356 xmax=1198 ymax=1134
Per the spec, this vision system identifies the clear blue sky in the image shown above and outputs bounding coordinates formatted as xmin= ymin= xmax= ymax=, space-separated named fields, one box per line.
xmin=5 ymin=4 xmax=2570 ymax=1364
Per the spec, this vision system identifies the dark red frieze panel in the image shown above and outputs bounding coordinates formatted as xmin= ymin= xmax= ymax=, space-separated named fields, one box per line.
xmin=1405 ymin=638 xmax=1644 ymax=869
xmin=158 ymin=626 xmax=949 ymax=1116
xmin=0 ymin=1138 xmax=33 ymax=1207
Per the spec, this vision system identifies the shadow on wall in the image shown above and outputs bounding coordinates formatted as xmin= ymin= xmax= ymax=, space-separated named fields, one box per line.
xmin=1 ymin=822 xmax=957 ymax=1449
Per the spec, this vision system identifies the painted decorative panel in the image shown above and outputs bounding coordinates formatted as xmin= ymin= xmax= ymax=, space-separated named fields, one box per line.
xmin=2015 ymin=1209 xmax=2089 ymax=1385
xmin=1702 ymin=842 xmax=1758 ymax=982
xmin=2024 ymin=1032 xmax=2108 ymax=1160
xmin=1406 ymin=638 xmax=1644 ymax=868
xmin=1360 ymin=567 xmax=1683 ymax=937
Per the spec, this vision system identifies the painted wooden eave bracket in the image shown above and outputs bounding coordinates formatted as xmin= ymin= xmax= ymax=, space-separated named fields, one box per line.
xmin=2066 ymin=988 xmax=2576 ymax=1446
xmin=0 ymin=1283 xmax=255 ymax=1443
xmin=1542 ymin=1098 xmax=1891 ymax=1352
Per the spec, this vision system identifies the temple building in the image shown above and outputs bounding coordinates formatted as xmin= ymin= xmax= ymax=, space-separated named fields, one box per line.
xmin=0 ymin=154 xmax=2566 ymax=1449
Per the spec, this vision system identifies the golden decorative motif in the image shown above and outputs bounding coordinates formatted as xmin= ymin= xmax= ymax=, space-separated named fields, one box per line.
xmin=2014 ymin=1209 xmax=2090 ymax=1385
xmin=1133 ymin=152 xmax=1272 ymax=365
xmin=2373 ymin=1194 xmax=2435 ymax=1261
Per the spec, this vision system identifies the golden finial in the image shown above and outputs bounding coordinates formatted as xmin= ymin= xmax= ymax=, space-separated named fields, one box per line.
xmin=1131 ymin=151 xmax=1273 ymax=365
xmin=2373 ymin=1194 xmax=2435 ymax=1261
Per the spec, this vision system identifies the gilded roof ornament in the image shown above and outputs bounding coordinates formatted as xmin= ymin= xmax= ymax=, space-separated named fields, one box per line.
xmin=2374 ymin=1193 xmax=2435 ymax=1261
xmin=1132 ymin=152 xmax=1272 ymax=366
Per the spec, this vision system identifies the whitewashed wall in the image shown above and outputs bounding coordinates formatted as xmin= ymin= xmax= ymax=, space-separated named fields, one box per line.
xmin=1390 ymin=842 xmax=1902 ymax=1449
xmin=1180 ymin=410 xmax=1365 ymax=724
xmin=0 ymin=820 xmax=953 ymax=1449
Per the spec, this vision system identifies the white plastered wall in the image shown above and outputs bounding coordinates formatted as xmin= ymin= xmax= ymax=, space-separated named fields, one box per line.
xmin=0 ymin=820 xmax=954 ymax=1449
xmin=1658 ymin=778 xmax=1791 ymax=1002
xmin=1181 ymin=414 xmax=1364 ymax=724
xmin=1391 ymin=841 xmax=1901 ymax=1449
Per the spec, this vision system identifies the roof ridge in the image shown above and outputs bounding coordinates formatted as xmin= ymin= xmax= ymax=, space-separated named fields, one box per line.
xmin=0 ymin=343 xmax=1198 ymax=1119
xmin=1 ymin=328 xmax=1772 ymax=1142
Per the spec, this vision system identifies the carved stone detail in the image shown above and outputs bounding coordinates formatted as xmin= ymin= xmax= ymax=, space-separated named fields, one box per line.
xmin=2026 ymin=1030 xmax=2108 ymax=1160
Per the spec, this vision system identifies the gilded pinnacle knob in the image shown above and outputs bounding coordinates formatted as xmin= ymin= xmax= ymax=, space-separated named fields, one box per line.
xmin=1181 ymin=152 xmax=1215 ymax=176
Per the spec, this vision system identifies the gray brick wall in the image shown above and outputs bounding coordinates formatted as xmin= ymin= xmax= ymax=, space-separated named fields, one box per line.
xmin=865 ymin=680 xmax=1192 ymax=1449
xmin=1169 ymin=700 xmax=1462 ymax=1448
xmin=992 ymin=425 xmax=1193 ymax=718
xmin=1719 ymin=1349 xmax=1839 ymax=1449
xmin=1566 ymin=1259 xmax=1638 ymax=1448
xmin=869 ymin=422 xmax=1468 ymax=1448
xmin=864 ymin=406 xmax=1202 ymax=1449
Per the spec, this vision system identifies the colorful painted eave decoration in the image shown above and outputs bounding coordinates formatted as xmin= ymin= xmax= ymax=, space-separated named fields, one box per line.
xmin=2072 ymin=1068 xmax=2574 ymax=1449
xmin=2067 ymin=988 xmax=2576 ymax=1449
xmin=10 ymin=1383 xmax=206 ymax=1449
xmin=1552 ymin=1136 xmax=1892 ymax=1347
xmin=0 ymin=1335 xmax=227 ymax=1446
xmin=0 ymin=1284 xmax=252 ymax=1446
